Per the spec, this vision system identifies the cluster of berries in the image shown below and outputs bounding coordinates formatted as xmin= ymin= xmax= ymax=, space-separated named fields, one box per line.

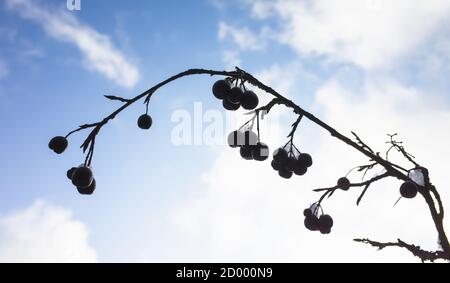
xmin=271 ymin=146 xmax=313 ymax=179
xmin=228 ymin=130 xmax=269 ymax=161
xmin=303 ymin=204 xmax=334 ymax=234
xmin=212 ymin=80 xmax=259 ymax=111
xmin=67 ymin=166 xmax=96 ymax=195
xmin=49 ymin=136 xmax=96 ymax=195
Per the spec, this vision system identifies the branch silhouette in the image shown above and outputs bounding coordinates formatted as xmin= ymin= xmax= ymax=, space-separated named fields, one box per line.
xmin=354 ymin=238 xmax=450 ymax=262
xmin=51 ymin=67 xmax=449 ymax=262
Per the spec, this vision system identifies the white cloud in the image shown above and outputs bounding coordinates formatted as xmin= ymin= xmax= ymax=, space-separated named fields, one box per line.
xmin=0 ymin=200 xmax=97 ymax=263
xmin=165 ymin=71 xmax=450 ymax=262
xmin=6 ymin=0 xmax=140 ymax=88
xmin=222 ymin=50 xmax=242 ymax=70
xmin=218 ymin=22 xmax=267 ymax=51
xmin=242 ymin=0 xmax=450 ymax=69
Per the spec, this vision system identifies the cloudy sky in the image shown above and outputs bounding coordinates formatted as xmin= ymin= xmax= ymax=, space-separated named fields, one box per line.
xmin=0 ymin=0 xmax=449 ymax=263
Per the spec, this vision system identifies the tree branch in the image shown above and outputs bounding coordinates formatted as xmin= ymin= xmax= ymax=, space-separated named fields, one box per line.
xmin=104 ymin=95 xmax=131 ymax=103
xmin=61 ymin=67 xmax=449 ymax=261
xmin=314 ymin=173 xmax=390 ymax=193
xmin=354 ymin=238 xmax=450 ymax=262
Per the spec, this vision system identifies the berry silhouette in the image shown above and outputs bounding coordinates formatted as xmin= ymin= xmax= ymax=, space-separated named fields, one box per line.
xmin=137 ymin=114 xmax=153 ymax=130
xmin=67 ymin=167 xmax=77 ymax=180
xmin=400 ymin=181 xmax=418 ymax=199
xmin=337 ymin=177 xmax=351 ymax=191
xmin=228 ymin=87 xmax=244 ymax=104
xmin=303 ymin=208 xmax=313 ymax=218
xmin=240 ymin=146 xmax=254 ymax=160
xmin=228 ymin=130 xmax=244 ymax=148
xmin=298 ymin=153 xmax=313 ymax=168
xmin=77 ymin=179 xmax=96 ymax=195
xmin=273 ymin=148 xmax=288 ymax=163
xmin=319 ymin=215 xmax=334 ymax=234
xmin=243 ymin=130 xmax=258 ymax=147
xmin=304 ymin=215 xmax=320 ymax=231
xmin=71 ymin=166 xmax=94 ymax=188
xmin=279 ymin=168 xmax=293 ymax=179
xmin=223 ymin=98 xmax=240 ymax=111
xmin=212 ymin=80 xmax=230 ymax=100
xmin=241 ymin=91 xmax=259 ymax=110
xmin=271 ymin=160 xmax=282 ymax=171
xmin=252 ymin=143 xmax=270 ymax=161
xmin=49 ymin=136 xmax=68 ymax=154
xmin=294 ymin=164 xmax=308 ymax=176
xmin=284 ymin=156 xmax=297 ymax=172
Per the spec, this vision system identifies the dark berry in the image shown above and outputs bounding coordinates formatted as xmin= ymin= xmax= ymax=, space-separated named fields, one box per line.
xmin=137 ymin=114 xmax=153 ymax=130
xmin=241 ymin=91 xmax=259 ymax=110
xmin=212 ymin=80 xmax=230 ymax=100
xmin=271 ymin=160 xmax=282 ymax=171
xmin=303 ymin=208 xmax=313 ymax=218
xmin=304 ymin=216 xmax=320 ymax=231
xmin=227 ymin=130 xmax=244 ymax=148
xmin=337 ymin=177 xmax=351 ymax=191
xmin=400 ymin=181 xmax=418 ymax=199
xmin=49 ymin=136 xmax=68 ymax=154
xmin=67 ymin=167 xmax=77 ymax=180
xmin=298 ymin=153 xmax=313 ymax=168
xmin=228 ymin=87 xmax=244 ymax=104
xmin=273 ymin=148 xmax=288 ymax=163
xmin=240 ymin=146 xmax=254 ymax=160
xmin=223 ymin=98 xmax=240 ymax=111
xmin=294 ymin=165 xmax=308 ymax=176
xmin=279 ymin=169 xmax=293 ymax=179
xmin=72 ymin=166 xmax=94 ymax=188
xmin=284 ymin=156 xmax=297 ymax=172
xmin=252 ymin=143 xmax=269 ymax=161
xmin=319 ymin=215 xmax=333 ymax=234
xmin=77 ymin=179 xmax=96 ymax=195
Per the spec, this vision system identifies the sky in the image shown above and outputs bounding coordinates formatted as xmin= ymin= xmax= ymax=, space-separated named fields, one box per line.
xmin=0 ymin=0 xmax=449 ymax=263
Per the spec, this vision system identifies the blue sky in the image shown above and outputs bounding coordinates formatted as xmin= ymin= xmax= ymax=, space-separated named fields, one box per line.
xmin=0 ymin=0 xmax=450 ymax=262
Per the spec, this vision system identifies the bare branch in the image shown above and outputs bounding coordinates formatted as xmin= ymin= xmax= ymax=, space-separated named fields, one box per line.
xmin=314 ymin=172 xmax=390 ymax=193
xmin=104 ymin=95 xmax=131 ymax=103
xmin=352 ymin=132 xmax=374 ymax=153
xmin=357 ymin=184 xmax=371 ymax=206
xmin=354 ymin=238 xmax=450 ymax=263
xmin=386 ymin=134 xmax=420 ymax=167
xmin=248 ymin=98 xmax=283 ymax=116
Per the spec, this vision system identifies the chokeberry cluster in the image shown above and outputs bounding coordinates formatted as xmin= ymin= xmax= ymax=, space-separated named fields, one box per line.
xmin=271 ymin=143 xmax=313 ymax=179
xmin=212 ymin=79 xmax=259 ymax=111
xmin=228 ymin=130 xmax=269 ymax=161
xmin=303 ymin=203 xmax=334 ymax=234
xmin=49 ymin=134 xmax=97 ymax=195
xmin=49 ymin=95 xmax=155 ymax=195
xmin=67 ymin=165 xmax=96 ymax=195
